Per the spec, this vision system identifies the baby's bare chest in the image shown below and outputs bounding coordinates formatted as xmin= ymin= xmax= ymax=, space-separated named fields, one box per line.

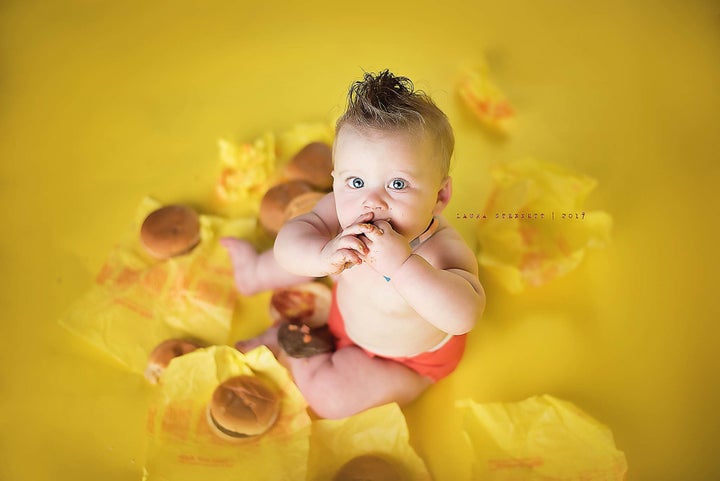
xmin=337 ymin=265 xmax=440 ymax=333
xmin=335 ymin=274 xmax=446 ymax=356
xmin=339 ymin=266 xmax=410 ymax=316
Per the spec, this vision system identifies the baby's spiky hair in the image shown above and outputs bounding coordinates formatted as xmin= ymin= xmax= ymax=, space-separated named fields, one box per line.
xmin=336 ymin=70 xmax=454 ymax=177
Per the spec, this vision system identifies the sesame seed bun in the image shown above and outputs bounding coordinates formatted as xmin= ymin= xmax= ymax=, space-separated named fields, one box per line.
xmin=206 ymin=375 xmax=280 ymax=440
xmin=140 ymin=205 xmax=201 ymax=259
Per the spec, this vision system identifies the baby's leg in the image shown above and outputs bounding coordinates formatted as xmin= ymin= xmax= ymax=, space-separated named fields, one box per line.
xmin=235 ymin=323 xmax=281 ymax=356
xmin=220 ymin=237 xmax=313 ymax=295
xmin=284 ymin=347 xmax=432 ymax=419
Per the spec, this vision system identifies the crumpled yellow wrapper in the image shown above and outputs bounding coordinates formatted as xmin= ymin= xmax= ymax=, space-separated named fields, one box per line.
xmin=59 ymin=197 xmax=255 ymax=374
xmin=213 ymin=121 xmax=336 ymax=218
xmin=306 ymin=403 xmax=431 ymax=481
xmin=458 ymin=64 xmax=514 ymax=133
xmin=457 ymin=395 xmax=628 ymax=481
xmin=143 ymin=345 xmax=311 ymax=481
xmin=476 ymin=158 xmax=613 ymax=293
xmin=214 ymin=132 xmax=278 ymax=217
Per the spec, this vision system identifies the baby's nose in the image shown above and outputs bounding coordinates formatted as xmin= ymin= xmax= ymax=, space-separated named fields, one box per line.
xmin=362 ymin=190 xmax=388 ymax=211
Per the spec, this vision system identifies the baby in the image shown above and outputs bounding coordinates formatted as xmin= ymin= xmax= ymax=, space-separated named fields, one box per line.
xmin=221 ymin=70 xmax=485 ymax=419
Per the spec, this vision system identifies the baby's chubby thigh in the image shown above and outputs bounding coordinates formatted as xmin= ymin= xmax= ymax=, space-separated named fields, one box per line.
xmin=286 ymin=346 xmax=432 ymax=419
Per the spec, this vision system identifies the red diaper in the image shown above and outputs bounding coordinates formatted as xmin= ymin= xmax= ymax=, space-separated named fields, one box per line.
xmin=327 ymin=285 xmax=467 ymax=382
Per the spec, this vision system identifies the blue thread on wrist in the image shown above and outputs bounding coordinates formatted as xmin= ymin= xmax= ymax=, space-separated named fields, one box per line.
xmin=383 ymin=276 xmax=391 ymax=282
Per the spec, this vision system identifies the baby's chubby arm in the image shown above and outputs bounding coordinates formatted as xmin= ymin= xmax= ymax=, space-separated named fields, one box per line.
xmin=274 ymin=194 xmax=381 ymax=277
xmin=363 ymin=220 xmax=485 ymax=335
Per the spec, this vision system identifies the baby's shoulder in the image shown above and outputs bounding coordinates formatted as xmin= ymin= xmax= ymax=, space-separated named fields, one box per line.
xmin=424 ymin=216 xmax=468 ymax=247
xmin=416 ymin=217 xmax=477 ymax=271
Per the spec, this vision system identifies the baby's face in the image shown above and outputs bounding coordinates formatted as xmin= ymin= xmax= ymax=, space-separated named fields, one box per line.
xmin=332 ymin=125 xmax=449 ymax=240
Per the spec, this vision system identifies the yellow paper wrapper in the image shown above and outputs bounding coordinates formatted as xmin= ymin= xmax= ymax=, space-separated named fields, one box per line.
xmin=457 ymin=395 xmax=628 ymax=480
xmin=142 ymin=345 xmax=311 ymax=481
xmin=212 ymin=121 xmax=336 ymax=218
xmin=59 ymin=197 xmax=255 ymax=373
xmin=306 ymin=403 xmax=431 ymax=481
xmin=476 ymin=158 xmax=613 ymax=293
xmin=213 ymin=132 xmax=278 ymax=217
xmin=458 ymin=64 xmax=514 ymax=132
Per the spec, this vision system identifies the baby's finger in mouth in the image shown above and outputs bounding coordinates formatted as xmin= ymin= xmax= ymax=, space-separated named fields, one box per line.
xmin=352 ymin=211 xmax=374 ymax=224
xmin=341 ymin=222 xmax=380 ymax=240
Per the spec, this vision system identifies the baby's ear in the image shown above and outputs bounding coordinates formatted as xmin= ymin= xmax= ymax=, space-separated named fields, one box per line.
xmin=434 ymin=176 xmax=452 ymax=214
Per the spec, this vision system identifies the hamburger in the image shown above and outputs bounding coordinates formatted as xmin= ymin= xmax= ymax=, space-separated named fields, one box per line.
xmin=140 ymin=204 xmax=201 ymax=259
xmin=282 ymin=191 xmax=326 ymax=225
xmin=332 ymin=454 xmax=407 ymax=481
xmin=206 ymin=375 xmax=280 ymax=440
xmin=144 ymin=338 xmax=200 ymax=384
xmin=269 ymin=281 xmax=332 ymax=328
xmin=285 ymin=142 xmax=333 ymax=191
xmin=259 ymin=180 xmax=314 ymax=235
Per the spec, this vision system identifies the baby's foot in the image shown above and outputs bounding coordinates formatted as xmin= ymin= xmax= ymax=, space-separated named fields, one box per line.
xmin=235 ymin=323 xmax=281 ymax=357
xmin=220 ymin=237 xmax=262 ymax=295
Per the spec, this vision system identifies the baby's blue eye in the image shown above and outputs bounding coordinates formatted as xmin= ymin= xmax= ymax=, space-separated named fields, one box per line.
xmin=390 ymin=178 xmax=406 ymax=190
xmin=348 ymin=177 xmax=364 ymax=188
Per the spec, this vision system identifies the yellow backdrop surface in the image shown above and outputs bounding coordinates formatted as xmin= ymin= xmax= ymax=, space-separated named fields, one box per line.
xmin=1 ymin=1 xmax=718 ymax=480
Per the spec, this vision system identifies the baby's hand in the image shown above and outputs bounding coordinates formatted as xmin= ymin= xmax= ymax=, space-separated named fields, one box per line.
xmin=320 ymin=212 xmax=380 ymax=275
xmin=360 ymin=219 xmax=412 ymax=279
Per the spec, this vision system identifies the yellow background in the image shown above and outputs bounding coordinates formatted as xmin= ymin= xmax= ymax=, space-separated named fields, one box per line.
xmin=1 ymin=1 xmax=718 ymax=480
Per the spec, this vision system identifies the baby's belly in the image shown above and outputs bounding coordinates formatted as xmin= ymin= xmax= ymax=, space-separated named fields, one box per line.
xmin=336 ymin=281 xmax=449 ymax=358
